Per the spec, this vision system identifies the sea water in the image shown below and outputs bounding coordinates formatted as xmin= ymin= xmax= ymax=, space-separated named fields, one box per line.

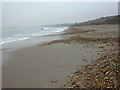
xmin=1 ymin=26 xmax=68 ymax=45
xmin=1 ymin=26 xmax=68 ymax=50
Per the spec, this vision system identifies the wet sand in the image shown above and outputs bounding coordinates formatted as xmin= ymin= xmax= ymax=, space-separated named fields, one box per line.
xmin=2 ymin=25 xmax=119 ymax=88
xmin=3 ymin=43 xmax=103 ymax=88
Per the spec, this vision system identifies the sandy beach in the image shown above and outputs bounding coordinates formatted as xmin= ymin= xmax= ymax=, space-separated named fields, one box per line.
xmin=2 ymin=25 xmax=119 ymax=88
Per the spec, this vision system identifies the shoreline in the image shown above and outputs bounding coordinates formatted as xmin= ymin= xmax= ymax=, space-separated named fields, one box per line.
xmin=2 ymin=24 xmax=119 ymax=88
xmin=1 ymin=26 xmax=69 ymax=51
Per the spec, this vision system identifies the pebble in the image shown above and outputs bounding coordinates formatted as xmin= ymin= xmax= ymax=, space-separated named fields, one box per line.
xmin=64 ymin=51 xmax=119 ymax=88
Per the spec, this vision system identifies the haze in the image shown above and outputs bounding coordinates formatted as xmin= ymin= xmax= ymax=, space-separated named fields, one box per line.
xmin=2 ymin=2 xmax=118 ymax=28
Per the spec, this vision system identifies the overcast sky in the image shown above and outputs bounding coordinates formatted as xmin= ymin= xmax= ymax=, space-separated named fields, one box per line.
xmin=2 ymin=2 xmax=118 ymax=28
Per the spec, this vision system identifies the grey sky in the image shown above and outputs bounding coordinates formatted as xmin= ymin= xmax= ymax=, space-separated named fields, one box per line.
xmin=3 ymin=2 xmax=118 ymax=28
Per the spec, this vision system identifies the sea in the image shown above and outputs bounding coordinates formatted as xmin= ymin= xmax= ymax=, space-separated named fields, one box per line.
xmin=1 ymin=26 xmax=68 ymax=50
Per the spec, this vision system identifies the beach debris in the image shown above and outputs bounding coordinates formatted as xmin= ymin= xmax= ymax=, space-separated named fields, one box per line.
xmin=99 ymin=46 xmax=104 ymax=48
xmin=82 ymin=58 xmax=88 ymax=62
xmin=50 ymin=80 xmax=58 ymax=83
xmin=56 ymin=56 xmax=59 ymax=59
xmin=56 ymin=66 xmax=60 ymax=68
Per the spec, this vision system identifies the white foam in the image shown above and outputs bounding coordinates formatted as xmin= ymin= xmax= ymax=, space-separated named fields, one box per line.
xmin=0 ymin=37 xmax=30 ymax=45
xmin=2 ymin=27 xmax=68 ymax=45
xmin=43 ymin=27 xmax=49 ymax=30
xmin=31 ymin=27 xmax=68 ymax=37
